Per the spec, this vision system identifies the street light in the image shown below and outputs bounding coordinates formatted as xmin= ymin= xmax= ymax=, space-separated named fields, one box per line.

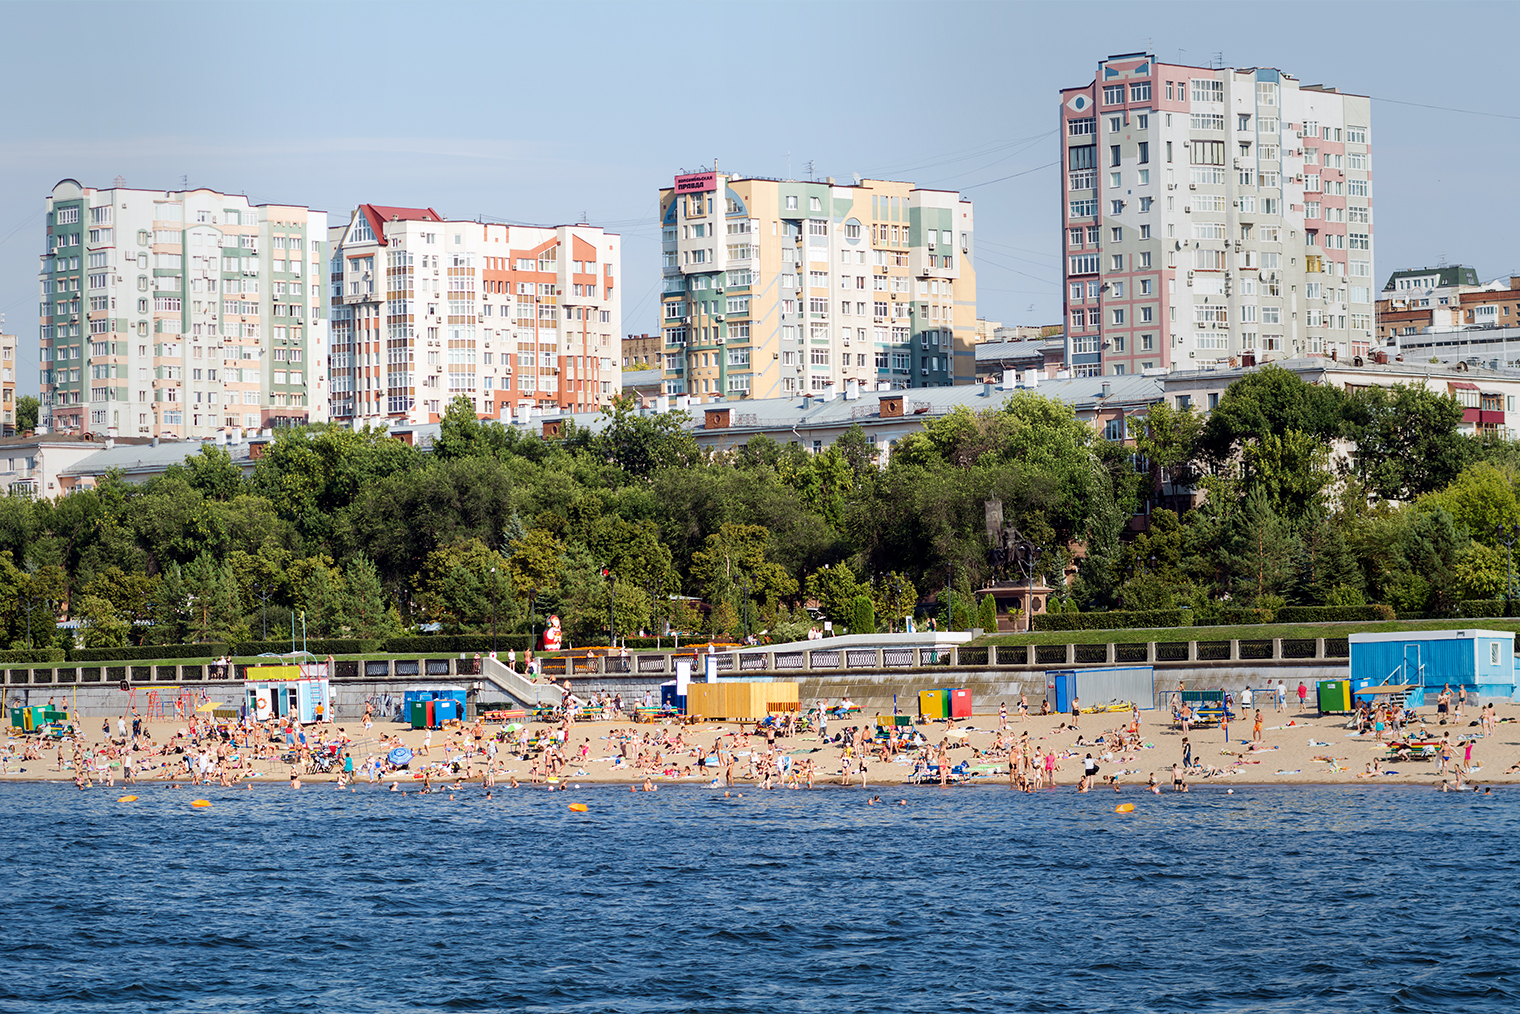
xmin=491 ymin=566 xmax=499 ymax=654
xmin=1498 ymin=524 xmax=1520 ymax=615
xmin=741 ymin=576 xmax=751 ymax=642
xmin=255 ymin=582 xmax=271 ymax=640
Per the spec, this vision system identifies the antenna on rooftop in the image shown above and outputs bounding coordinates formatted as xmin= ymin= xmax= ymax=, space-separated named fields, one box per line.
xmin=805 ymin=159 xmax=815 ymax=180
xmin=112 ymin=175 xmax=126 ymax=188
xmin=1438 ymin=252 xmax=1448 ymax=267
xmin=181 ymin=174 xmax=188 ymax=190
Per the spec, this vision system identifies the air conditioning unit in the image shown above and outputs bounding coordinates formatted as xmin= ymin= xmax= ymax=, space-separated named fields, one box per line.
xmin=1184 ymin=206 xmax=1191 ymax=214
xmin=1189 ymin=183 xmax=1197 ymax=190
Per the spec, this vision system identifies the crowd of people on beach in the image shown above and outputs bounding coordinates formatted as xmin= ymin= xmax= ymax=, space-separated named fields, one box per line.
xmin=5 ymin=676 xmax=1511 ymax=797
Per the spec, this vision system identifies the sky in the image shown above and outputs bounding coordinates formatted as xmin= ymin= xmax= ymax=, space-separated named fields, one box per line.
xmin=1 ymin=0 xmax=1517 ymax=392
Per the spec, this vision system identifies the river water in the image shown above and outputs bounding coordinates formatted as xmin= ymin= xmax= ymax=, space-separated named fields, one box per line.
xmin=0 ymin=781 xmax=1515 ymax=1013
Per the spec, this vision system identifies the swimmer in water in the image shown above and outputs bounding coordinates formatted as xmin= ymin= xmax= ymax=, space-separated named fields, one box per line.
xmin=643 ymin=777 xmax=656 ymax=792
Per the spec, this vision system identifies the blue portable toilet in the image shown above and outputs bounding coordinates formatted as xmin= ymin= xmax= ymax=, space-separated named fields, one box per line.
xmin=434 ymin=698 xmax=459 ymax=724
xmin=400 ymin=687 xmax=468 ymax=725
xmin=1349 ymin=629 xmax=1518 ymax=706
xmin=660 ymin=680 xmax=686 ymax=712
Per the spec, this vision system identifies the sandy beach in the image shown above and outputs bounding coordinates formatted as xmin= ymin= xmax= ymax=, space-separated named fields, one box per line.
xmin=5 ymin=695 xmax=1520 ymax=791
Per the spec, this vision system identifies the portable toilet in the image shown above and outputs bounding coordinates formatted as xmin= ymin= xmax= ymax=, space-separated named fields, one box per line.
xmin=660 ymin=681 xmax=686 ymax=713
xmin=410 ymin=701 xmax=427 ymax=729
xmin=435 ymin=698 xmax=459 ymax=724
xmin=950 ymin=688 xmax=973 ymax=718
xmin=1349 ymin=629 xmax=1518 ymax=706
xmin=917 ymin=689 xmax=948 ymax=719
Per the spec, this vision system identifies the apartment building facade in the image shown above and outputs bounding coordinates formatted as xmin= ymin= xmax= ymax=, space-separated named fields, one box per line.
xmin=656 ymin=171 xmax=975 ymax=400
xmin=326 ymin=206 xmax=620 ymax=425
xmin=1061 ymin=54 xmax=1374 ymax=376
xmin=1 ymin=332 xmax=14 ymax=435
xmin=39 ymin=180 xmax=328 ymax=438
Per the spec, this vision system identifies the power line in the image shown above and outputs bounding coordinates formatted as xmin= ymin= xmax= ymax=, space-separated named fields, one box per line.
xmin=1372 ymin=96 xmax=1520 ymax=122
xmin=959 ymin=160 xmax=1060 ymax=191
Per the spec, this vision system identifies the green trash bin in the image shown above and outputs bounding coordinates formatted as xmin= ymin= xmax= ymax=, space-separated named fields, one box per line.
xmin=410 ymin=701 xmax=428 ymax=729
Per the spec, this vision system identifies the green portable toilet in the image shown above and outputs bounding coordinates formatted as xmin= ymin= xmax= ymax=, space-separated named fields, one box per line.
xmin=917 ymin=689 xmax=949 ymax=719
xmin=410 ymin=701 xmax=428 ymax=729
xmin=9 ymin=706 xmax=23 ymax=730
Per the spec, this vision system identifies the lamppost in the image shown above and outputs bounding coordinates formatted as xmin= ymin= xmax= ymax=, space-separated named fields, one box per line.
xmin=741 ymin=576 xmax=751 ymax=642
xmin=1498 ymin=524 xmax=1520 ymax=615
xmin=255 ymin=583 xmax=271 ymax=640
xmin=490 ymin=566 xmax=499 ymax=654
xmin=1014 ymin=536 xmax=1044 ymax=633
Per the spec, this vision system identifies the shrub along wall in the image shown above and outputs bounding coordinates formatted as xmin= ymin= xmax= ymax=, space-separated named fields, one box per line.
xmin=1273 ymin=605 xmax=1396 ymax=623
xmin=1032 ymin=610 xmax=1185 ymax=632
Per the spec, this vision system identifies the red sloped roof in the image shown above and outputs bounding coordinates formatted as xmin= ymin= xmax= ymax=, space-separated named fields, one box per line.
xmin=359 ymin=204 xmax=444 ymax=246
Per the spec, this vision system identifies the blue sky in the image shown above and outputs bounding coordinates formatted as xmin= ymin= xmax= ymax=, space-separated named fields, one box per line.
xmin=0 ymin=1 xmax=1516 ymax=390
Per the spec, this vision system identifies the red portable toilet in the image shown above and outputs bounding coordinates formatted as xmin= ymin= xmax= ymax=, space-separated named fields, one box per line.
xmin=950 ymin=688 xmax=973 ymax=718
xmin=425 ymin=699 xmax=436 ymax=729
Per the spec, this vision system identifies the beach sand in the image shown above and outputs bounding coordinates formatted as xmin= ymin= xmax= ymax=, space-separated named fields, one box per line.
xmin=3 ymin=700 xmax=1515 ymax=790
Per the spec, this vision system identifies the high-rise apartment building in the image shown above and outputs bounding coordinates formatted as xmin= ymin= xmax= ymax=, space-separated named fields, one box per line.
xmin=1 ymin=332 xmax=14 ymax=435
xmin=1061 ymin=54 xmax=1374 ymax=376
xmin=326 ymin=206 xmax=620 ymax=424
xmin=39 ymin=180 xmax=328 ymax=437
xmin=657 ymin=171 xmax=975 ymax=399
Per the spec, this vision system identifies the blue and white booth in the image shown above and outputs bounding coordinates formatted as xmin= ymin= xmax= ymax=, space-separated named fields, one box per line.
xmin=1348 ymin=629 xmax=1518 ymax=706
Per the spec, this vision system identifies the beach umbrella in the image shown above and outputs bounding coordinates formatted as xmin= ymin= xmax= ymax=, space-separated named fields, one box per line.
xmin=504 ymin=722 xmax=524 ymax=732
xmin=388 ymin=747 xmax=413 ymax=767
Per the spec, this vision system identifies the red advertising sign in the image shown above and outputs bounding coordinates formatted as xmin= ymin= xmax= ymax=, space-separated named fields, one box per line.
xmin=674 ymin=172 xmax=717 ymax=194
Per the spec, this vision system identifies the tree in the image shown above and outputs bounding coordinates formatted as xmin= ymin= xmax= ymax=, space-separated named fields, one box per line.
xmin=806 ymin=564 xmax=864 ymax=624
xmin=344 ymin=555 xmax=401 ymax=639
xmin=75 ymin=593 xmax=129 ymax=648
xmin=587 ymin=394 xmax=698 ymax=478
xmin=506 ymin=528 xmax=562 ymax=602
xmin=1345 ymin=383 xmax=1472 ymax=501
xmin=1197 ymin=366 xmax=1346 ymax=472
xmin=1242 ymin=429 xmax=1332 ymax=522
xmin=690 ymin=523 xmax=798 ymax=627
xmin=1419 ymin=462 xmax=1520 ymax=545
xmin=848 ymin=594 xmax=877 ymax=635
xmin=1217 ymin=488 xmax=1301 ymax=605
xmin=1128 ymin=401 xmax=1204 ymax=492
xmin=15 ymin=396 xmax=38 ymax=434
xmin=976 ymin=593 xmax=999 ymax=633
xmin=417 ymin=539 xmax=512 ymax=635
xmin=872 ymin=571 xmax=918 ymax=633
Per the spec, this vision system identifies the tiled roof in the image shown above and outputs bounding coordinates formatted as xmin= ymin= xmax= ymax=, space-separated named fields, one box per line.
xmin=360 ymin=204 xmax=444 ymax=245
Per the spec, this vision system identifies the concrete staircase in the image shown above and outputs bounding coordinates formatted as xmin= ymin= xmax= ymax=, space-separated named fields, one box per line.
xmin=479 ymin=655 xmax=561 ymax=709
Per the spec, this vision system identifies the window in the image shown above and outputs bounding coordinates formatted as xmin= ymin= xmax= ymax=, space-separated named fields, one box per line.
xmin=785 ymin=195 xmax=798 ymax=210
xmin=1255 ymin=81 xmax=1277 ymax=106
xmin=1068 ymin=117 xmax=1095 ymax=136
xmin=1130 ymin=82 xmax=1150 ymax=102
xmin=1346 ymin=125 xmax=1367 ymax=144
xmin=1068 ymin=254 xmax=1099 ymax=275
xmin=1190 ymin=113 xmax=1226 ymax=131
xmin=1137 ymin=141 xmax=1149 ymax=164
xmin=1190 ymin=141 xmax=1226 ymax=165
xmin=1103 ymin=84 xmax=1125 ymax=105
xmin=1190 ymin=78 xmax=1224 ymax=103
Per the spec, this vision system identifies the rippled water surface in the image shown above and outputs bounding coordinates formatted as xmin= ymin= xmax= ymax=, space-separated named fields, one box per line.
xmin=1 ymin=781 xmax=1517 ymax=1013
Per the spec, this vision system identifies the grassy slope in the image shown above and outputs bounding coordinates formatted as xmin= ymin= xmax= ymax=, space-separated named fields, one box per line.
xmin=973 ymin=617 xmax=1520 ymax=647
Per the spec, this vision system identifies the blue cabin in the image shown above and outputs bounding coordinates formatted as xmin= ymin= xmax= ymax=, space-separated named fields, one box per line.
xmin=1348 ymin=630 xmax=1517 ymax=705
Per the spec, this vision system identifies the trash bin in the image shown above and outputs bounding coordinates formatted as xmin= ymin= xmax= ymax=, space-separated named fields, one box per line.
xmin=950 ymin=688 xmax=973 ymax=718
xmin=918 ymin=689 xmax=948 ymax=719
xmin=410 ymin=701 xmax=427 ymax=729
xmin=1317 ymin=679 xmax=1351 ymax=715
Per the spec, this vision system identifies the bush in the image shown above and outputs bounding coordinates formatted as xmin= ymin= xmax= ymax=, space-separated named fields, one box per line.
xmin=1195 ymin=607 xmax=1274 ymax=626
xmin=1274 ymin=605 xmax=1397 ymax=623
xmin=382 ymin=634 xmax=535 ymax=655
xmin=0 ymin=648 xmax=67 ymax=664
xmin=231 ymin=638 xmax=381 ymax=657
xmin=1458 ymin=599 xmax=1509 ymax=619
xmin=1031 ymin=609 xmax=1185 ymax=632
xmin=70 ymin=643 xmax=227 ymax=662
